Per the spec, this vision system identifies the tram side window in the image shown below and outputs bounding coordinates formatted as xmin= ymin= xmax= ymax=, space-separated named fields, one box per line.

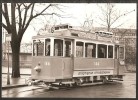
xmin=76 ymin=42 xmax=83 ymax=57
xmin=45 ymin=39 xmax=50 ymax=56
xmin=54 ymin=39 xmax=63 ymax=56
xmin=85 ymin=43 xmax=96 ymax=58
xmin=65 ymin=41 xmax=71 ymax=57
xmin=108 ymin=46 xmax=113 ymax=58
xmin=98 ymin=44 xmax=107 ymax=58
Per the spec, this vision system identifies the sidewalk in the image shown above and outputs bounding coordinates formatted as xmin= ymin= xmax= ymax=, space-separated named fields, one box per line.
xmin=2 ymin=66 xmax=31 ymax=89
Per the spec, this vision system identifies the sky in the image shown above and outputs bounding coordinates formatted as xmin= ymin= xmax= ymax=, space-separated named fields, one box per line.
xmin=2 ymin=3 xmax=137 ymax=43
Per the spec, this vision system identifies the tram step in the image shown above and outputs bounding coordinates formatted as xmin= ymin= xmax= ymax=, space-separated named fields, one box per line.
xmin=37 ymin=84 xmax=60 ymax=90
xmin=111 ymin=78 xmax=123 ymax=81
xmin=80 ymin=82 xmax=103 ymax=87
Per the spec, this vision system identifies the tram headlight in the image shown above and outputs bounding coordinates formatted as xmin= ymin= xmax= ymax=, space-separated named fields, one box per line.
xmin=34 ymin=63 xmax=41 ymax=72
xmin=119 ymin=60 xmax=125 ymax=65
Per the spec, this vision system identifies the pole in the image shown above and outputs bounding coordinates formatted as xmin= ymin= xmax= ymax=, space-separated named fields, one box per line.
xmin=7 ymin=41 xmax=10 ymax=85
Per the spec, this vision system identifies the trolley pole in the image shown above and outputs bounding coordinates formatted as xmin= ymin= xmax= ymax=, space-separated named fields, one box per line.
xmin=6 ymin=34 xmax=11 ymax=85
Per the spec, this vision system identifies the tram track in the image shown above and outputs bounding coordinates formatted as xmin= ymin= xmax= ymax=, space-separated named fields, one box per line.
xmin=2 ymin=86 xmax=45 ymax=97
xmin=2 ymin=81 xmax=118 ymax=97
xmin=2 ymin=85 xmax=72 ymax=97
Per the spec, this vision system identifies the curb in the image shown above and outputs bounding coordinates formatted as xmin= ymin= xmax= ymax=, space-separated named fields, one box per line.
xmin=2 ymin=84 xmax=28 ymax=90
xmin=2 ymin=73 xmax=31 ymax=76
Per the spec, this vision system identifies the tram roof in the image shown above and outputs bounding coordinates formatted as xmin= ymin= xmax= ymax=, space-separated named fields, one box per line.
xmin=95 ymin=31 xmax=113 ymax=34
xmin=32 ymin=28 xmax=118 ymax=44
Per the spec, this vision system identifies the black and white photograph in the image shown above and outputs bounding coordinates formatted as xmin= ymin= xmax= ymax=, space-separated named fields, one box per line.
xmin=1 ymin=2 xmax=136 ymax=98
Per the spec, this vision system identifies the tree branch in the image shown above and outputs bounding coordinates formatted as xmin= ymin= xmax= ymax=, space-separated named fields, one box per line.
xmin=11 ymin=3 xmax=17 ymax=35
xmin=113 ymin=19 xmax=129 ymax=29
xmin=22 ymin=3 xmax=32 ymax=29
xmin=2 ymin=3 xmax=11 ymax=33
xmin=17 ymin=3 xmax=22 ymax=33
xmin=30 ymin=3 xmax=35 ymax=17
xmin=2 ymin=23 xmax=8 ymax=32
xmin=110 ymin=14 xmax=123 ymax=26
xmin=32 ymin=4 xmax=52 ymax=18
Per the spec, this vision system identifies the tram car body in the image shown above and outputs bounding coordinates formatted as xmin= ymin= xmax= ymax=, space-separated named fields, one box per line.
xmin=30 ymin=24 xmax=126 ymax=86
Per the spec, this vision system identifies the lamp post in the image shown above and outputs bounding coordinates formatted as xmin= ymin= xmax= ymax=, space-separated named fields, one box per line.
xmin=6 ymin=34 xmax=11 ymax=85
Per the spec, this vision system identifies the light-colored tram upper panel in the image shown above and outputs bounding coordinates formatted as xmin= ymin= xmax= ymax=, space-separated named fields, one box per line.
xmin=32 ymin=28 xmax=115 ymax=45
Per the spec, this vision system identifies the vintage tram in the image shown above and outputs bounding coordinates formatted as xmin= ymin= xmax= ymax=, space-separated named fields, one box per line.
xmin=28 ymin=24 xmax=126 ymax=88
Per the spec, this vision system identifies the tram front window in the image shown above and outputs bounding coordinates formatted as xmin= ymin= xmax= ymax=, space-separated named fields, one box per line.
xmin=65 ymin=41 xmax=71 ymax=57
xmin=45 ymin=39 xmax=50 ymax=56
xmin=54 ymin=39 xmax=63 ymax=56
xmin=33 ymin=40 xmax=37 ymax=56
xmin=108 ymin=45 xmax=113 ymax=58
xmin=115 ymin=46 xmax=118 ymax=59
xmin=33 ymin=40 xmax=44 ymax=56
xmin=98 ymin=44 xmax=107 ymax=58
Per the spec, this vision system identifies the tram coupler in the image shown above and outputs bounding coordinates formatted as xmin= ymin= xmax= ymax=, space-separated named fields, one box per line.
xmin=27 ymin=79 xmax=41 ymax=86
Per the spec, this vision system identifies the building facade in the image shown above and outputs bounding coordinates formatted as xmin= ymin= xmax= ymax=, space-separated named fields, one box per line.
xmin=2 ymin=42 xmax=32 ymax=68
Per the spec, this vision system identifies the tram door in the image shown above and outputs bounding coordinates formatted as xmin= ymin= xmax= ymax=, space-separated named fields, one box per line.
xmin=62 ymin=39 xmax=74 ymax=78
xmin=118 ymin=46 xmax=126 ymax=75
xmin=114 ymin=45 xmax=119 ymax=75
xmin=114 ymin=45 xmax=125 ymax=75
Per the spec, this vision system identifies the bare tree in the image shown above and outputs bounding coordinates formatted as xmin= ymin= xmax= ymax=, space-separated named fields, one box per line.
xmin=96 ymin=3 xmax=135 ymax=32
xmin=37 ymin=16 xmax=58 ymax=35
xmin=2 ymin=3 xmax=63 ymax=78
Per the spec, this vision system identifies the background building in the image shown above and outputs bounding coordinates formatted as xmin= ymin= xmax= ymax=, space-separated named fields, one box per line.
xmin=2 ymin=42 xmax=32 ymax=68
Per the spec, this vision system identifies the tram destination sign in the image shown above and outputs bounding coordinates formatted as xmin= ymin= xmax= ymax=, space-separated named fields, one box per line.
xmin=97 ymin=36 xmax=113 ymax=42
xmin=73 ymin=70 xmax=113 ymax=77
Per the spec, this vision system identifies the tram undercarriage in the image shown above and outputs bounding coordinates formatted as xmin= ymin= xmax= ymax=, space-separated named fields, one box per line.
xmin=30 ymin=24 xmax=126 ymax=90
xmin=27 ymin=75 xmax=123 ymax=89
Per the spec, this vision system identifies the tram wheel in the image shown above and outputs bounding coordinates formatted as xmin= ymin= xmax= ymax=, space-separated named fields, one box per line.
xmin=102 ymin=77 xmax=108 ymax=84
xmin=72 ymin=82 xmax=77 ymax=87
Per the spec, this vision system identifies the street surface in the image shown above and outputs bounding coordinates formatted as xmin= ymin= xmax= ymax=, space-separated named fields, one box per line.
xmin=2 ymin=72 xmax=136 ymax=98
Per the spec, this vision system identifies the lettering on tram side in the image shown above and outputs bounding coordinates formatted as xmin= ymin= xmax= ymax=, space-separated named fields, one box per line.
xmin=45 ymin=61 xmax=50 ymax=66
xmin=73 ymin=70 xmax=113 ymax=77
xmin=94 ymin=62 xmax=99 ymax=66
